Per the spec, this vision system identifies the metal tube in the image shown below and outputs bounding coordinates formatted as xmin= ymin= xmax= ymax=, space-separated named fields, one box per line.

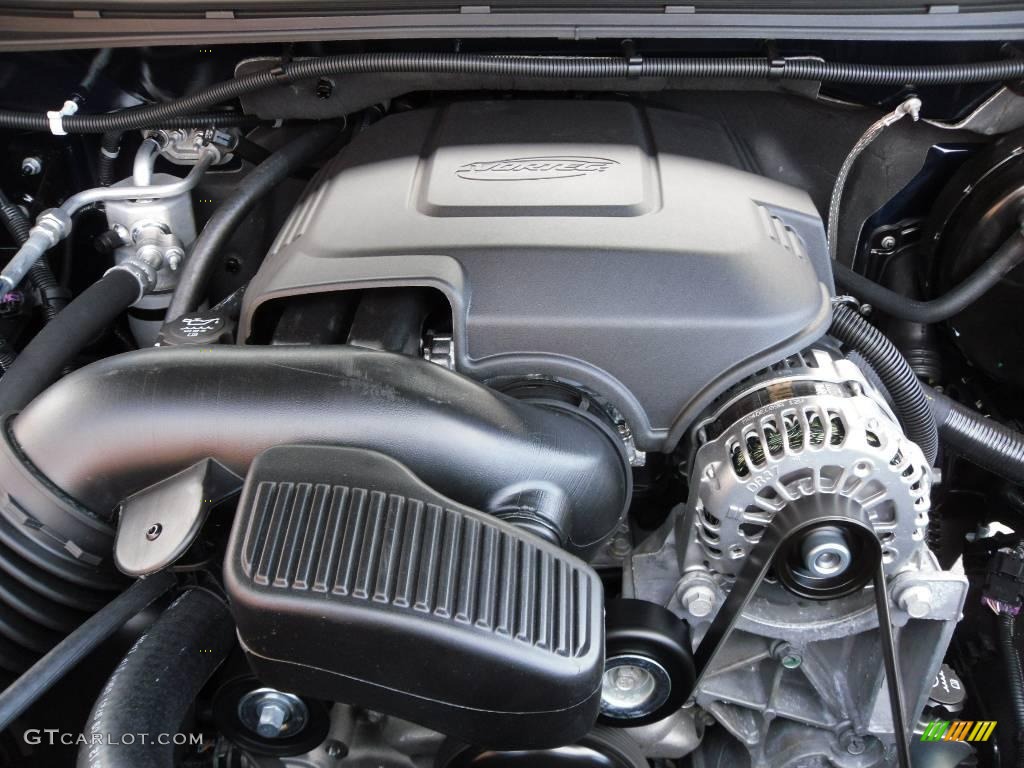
xmin=131 ymin=137 xmax=162 ymax=186
xmin=0 ymin=149 xmax=216 ymax=293
xmin=63 ymin=148 xmax=215 ymax=217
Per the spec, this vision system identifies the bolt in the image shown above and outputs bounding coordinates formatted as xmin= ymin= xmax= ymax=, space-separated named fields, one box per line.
xmin=609 ymin=536 xmax=631 ymax=557
xmin=136 ymin=243 xmax=165 ymax=269
xmin=681 ymin=585 xmax=715 ymax=618
xmin=20 ymin=157 xmax=42 ymax=176
xmin=880 ymin=235 xmax=897 ymax=251
xmin=613 ymin=666 xmax=642 ymax=691
xmin=146 ymin=523 xmax=162 ymax=541
xmin=841 ymin=731 xmax=867 ymax=755
xmin=324 ymin=740 xmax=348 ymax=760
xmin=773 ymin=642 xmax=803 ymax=669
xmin=896 ymin=584 xmax=933 ymax=618
xmin=165 ymin=247 xmax=184 ymax=271
xmin=239 ymin=689 xmax=307 ymax=740
xmin=256 ymin=701 xmax=288 ymax=738
xmin=801 ymin=527 xmax=852 ymax=578
xmin=316 ymin=78 xmax=334 ymax=99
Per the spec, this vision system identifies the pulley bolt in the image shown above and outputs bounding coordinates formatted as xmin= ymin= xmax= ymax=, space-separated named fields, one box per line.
xmin=681 ymin=585 xmax=715 ymax=618
xmin=20 ymin=157 xmax=42 ymax=176
xmin=800 ymin=527 xmax=852 ymax=578
xmin=896 ymin=584 xmax=933 ymax=618
xmin=613 ymin=666 xmax=642 ymax=691
xmin=256 ymin=701 xmax=288 ymax=738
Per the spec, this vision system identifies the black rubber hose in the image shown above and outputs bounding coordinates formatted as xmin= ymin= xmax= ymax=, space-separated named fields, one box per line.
xmin=97 ymin=131 xmax=122 ymax=186
xmin=0 ymin=189 xmax=68 ymax=323
xmin=925 ymin=386 xmax=1024 ymax=485
xmin=830 ymin=303 xmax=939 ymax=464
xmin=833 ymin=229 xmax=1024 ymax=324
xmin=77 ymin=588 xmax=234 ymax=768
xmin=166 ymin=123 xmax=339 ymax=318
xmin=3 ymin=55 xmax=1024 ymax=134
xmin=0 ymin=269 xmax=140 ymax=414
xmin=0 ymin=570 xmax=176 ymax=732
xmin=8 ymin=345 xmax=629 ymax=558
xmin=999 ymin=612 xmax=1024 ymax=768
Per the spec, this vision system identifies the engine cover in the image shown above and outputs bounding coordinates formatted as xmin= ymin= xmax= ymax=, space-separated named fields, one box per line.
xmin=240 ymin=100 xmax=833 ymax=451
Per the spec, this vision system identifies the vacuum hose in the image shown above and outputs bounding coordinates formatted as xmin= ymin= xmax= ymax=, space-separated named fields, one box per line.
xmin=3 ymin=54 xmax=1024 ymax=134
xmin=77 ymin=589 xmax=235 ymax=768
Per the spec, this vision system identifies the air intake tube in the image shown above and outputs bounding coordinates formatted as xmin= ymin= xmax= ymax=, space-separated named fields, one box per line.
xmin=0 ymin=345 xmax=630 ymax=564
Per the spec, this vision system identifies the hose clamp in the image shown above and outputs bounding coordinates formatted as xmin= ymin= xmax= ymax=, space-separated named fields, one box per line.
xmin=626 ymin=53 xmax=643 ymax=79
xmin=768 ymin=57 xmax=787 ymax=79
xmin=269 ymin=65 xmax=291 ymax=85
xmin=46 ymin=99 xmax=79 ymax=136
xmin=831 ymin=294 xmax=866 ymax=313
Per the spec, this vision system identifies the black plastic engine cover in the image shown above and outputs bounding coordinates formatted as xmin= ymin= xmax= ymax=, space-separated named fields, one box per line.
xmin=240 ymin=99 xmax=833 ymax=452
xmin=224 ymin=444 xmax=605 ymax=749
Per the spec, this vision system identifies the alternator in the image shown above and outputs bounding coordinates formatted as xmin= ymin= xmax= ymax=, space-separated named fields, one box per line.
xmin=682 ymin=348 xmax=931 ymax=580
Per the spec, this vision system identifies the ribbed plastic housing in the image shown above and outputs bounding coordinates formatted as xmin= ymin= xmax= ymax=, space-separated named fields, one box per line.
xmin=225 ymin=444 xmax=604 ymax=749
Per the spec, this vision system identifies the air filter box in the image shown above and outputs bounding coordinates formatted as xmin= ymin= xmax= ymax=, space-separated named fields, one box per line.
xmin=224 ymin=444 xmax=604 ymax=749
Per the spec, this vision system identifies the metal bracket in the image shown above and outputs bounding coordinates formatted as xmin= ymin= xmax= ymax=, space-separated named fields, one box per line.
xmin=685 ymin=496 xmax=911 ymax=768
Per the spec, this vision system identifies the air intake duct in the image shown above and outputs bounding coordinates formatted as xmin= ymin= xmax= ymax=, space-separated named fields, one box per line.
xmin=0 ymin=346 xmax=629 ymax=669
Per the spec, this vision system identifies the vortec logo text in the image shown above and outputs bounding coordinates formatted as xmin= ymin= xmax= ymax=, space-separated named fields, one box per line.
xmin=455 ymin=156 xmax=618 ymax=181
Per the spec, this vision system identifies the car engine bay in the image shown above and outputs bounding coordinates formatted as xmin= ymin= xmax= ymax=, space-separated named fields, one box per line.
xmin=0 ymin=33 xmax=1022 ymax=768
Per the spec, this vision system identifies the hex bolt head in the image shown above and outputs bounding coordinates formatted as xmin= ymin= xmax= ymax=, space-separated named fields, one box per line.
xmin=896 ymin=584 xmax=933 ymax=618
xmin=256 ymin=701 xmax=288 ymax=738
xmin=880 ymin=235 xmax=897 ymax=251
xmin=681 ymin=585 xmax=715 ymax=618
xmin=20 ymin=157 xmax=42 ymax=176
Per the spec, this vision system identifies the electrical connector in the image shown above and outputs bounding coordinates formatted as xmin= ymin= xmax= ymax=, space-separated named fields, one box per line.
xmin=982 ymin=544 xmax=1024 ymax=616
